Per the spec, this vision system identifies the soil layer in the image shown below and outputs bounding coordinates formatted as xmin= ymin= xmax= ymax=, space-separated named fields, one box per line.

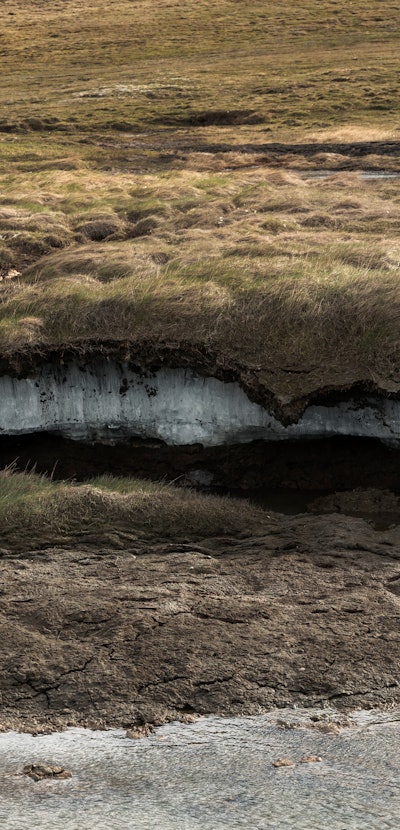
xmin=2 ymin=433 xmax=400 ymax=492
xmin=1 ymin=511 xmax=400 ymax=733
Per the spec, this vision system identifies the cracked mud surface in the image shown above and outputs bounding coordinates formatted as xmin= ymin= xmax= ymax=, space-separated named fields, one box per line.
xmin=1 ymin=512 xmax=400 ymax=732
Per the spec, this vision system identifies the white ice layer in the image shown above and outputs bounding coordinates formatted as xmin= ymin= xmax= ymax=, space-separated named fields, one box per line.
xmin=0 ymin=360 xmax=398 ymax=446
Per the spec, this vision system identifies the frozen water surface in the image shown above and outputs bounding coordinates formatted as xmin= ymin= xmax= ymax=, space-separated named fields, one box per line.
xmin=1 ymin=711 xmax=399 ymax=830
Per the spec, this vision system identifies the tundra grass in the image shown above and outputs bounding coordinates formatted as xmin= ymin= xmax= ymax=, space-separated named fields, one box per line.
xmin=0 ymin=469 xmax=265 ymax=550
xmin=1 ymin=1 xmax=400 ymax=139
xmin=0 ymin=1 xmax=399 ymax=399
xmin=0 ymin=166 xmax=399 ymax=396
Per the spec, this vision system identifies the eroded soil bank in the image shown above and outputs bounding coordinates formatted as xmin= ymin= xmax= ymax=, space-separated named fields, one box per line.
xmin=1 ymin=511 xmax=400 ymax=733
xmin=2 ymin=432 xmax=400 ymax=493
xmin=0 ymin=356 xmax=399 ymax=732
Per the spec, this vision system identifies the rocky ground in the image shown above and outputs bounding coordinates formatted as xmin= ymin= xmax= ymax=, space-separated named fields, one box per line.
xmin=1 ymin=510 xmax=399 ymax=733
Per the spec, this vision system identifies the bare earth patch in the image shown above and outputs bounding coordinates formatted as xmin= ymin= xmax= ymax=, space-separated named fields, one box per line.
xmin=0 ymin=511 xmax=399 ymax=733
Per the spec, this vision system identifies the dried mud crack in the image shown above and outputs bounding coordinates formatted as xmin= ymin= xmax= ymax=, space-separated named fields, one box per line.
xmin=1 ymin=513 xmax=400 ymax=733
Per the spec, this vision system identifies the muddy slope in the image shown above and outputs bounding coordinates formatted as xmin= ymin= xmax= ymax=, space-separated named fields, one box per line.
xmin=1 ymin=512 xmax=400 ymax=732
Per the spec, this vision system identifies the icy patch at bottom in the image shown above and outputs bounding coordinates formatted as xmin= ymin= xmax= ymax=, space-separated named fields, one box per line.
xmin=0 ymin=710 xmax=399 ymax=829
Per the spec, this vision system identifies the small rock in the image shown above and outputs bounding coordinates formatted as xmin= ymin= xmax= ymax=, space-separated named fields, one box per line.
xmin=0 ymin=268 xmax=21 ymax=281
xmin=179 ymin=713 xmax=200 ymax=724
xmin=300 ymin=755 xmax=322 ymax=763
xmin=272 ymin=758 xmax=296 ymax=768
xmin=126 ymin=724 xmax=153 ymax=739
xmin=312 ymin=722 xmax=341 ymax=735
xmin=276 ymin=719 xmax=296 ymax=730
xmin=23 ymin=764 xmax=72 ymax=781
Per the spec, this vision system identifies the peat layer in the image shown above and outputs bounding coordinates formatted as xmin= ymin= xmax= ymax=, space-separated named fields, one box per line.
xmin=2 ymin=433 xmax=400 ymax=495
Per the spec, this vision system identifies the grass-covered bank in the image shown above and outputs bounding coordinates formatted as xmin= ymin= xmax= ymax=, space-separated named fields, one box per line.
xmin=0 ymin=166 xmax=399 ymax=401
xmin=0 ymin=469 xmax=265 ymax=551
xmin=0 ymin=1 xmax=399 ymax=399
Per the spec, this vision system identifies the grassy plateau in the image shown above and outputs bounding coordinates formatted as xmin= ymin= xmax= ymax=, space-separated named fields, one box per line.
xmin=0 ymin=1 xmax=399 ymax=401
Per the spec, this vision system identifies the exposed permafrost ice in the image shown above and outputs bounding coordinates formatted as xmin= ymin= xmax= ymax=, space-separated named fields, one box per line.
xmin=0 ymin=360 xmax=399 ymax=446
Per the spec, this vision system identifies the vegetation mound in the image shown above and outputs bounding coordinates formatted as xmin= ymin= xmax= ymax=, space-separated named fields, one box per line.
xmin=0 ymin=469 xmax=265 ymax=551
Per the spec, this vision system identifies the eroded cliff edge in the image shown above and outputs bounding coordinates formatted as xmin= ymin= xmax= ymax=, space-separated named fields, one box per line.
xmin=0 ymin=345 xmax=400 ymax=732
xmin=0 ymin=350 xmax=399 ymax=447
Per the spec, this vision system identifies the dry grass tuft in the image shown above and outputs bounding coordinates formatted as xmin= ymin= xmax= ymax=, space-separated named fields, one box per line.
xmin=0 ymin=469 xmax=265 ymax=550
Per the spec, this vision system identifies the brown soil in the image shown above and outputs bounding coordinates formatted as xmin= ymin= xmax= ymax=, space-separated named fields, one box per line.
xmin=309 ymin=488 xmax=400 ymax=523
xmin=1 ymin=511 xmax=400 ymax=733
xmin=1 ymin=434 xmax=400 ymax=493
